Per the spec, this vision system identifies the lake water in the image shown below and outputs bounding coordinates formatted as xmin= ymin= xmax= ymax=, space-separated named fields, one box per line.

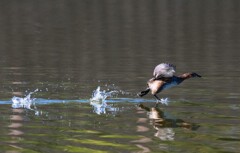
xmin=0 ymin=0 xmax=240 ymax=152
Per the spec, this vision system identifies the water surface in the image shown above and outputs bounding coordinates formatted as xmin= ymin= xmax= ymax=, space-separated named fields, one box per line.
xmin=0 ymin=0 xmax=240 ymax=152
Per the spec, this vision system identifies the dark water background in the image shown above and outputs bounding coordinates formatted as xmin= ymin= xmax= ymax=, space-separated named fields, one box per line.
xmin=0 ymin=0 xmax=239 ymax=152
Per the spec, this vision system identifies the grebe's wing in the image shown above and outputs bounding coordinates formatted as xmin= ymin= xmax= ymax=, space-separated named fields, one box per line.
xmin=153 ymin=63 xmax=176 ymax=79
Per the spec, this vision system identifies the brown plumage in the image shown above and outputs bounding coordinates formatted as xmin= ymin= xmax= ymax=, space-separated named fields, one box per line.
xmin=138 ymin=63 xmax=202 ymax=101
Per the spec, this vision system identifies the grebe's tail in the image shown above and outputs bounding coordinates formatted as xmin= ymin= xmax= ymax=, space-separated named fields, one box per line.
xmin=137 ymin=88 xmax=150 ymax=97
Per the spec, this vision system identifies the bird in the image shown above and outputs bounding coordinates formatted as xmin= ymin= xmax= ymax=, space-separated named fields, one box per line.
xmin=138 ymin=63 xmax=202 ymax=101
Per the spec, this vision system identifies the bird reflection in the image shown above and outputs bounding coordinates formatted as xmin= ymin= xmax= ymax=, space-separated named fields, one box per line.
xmin=138 ymin=103 xmax=199 ymax=141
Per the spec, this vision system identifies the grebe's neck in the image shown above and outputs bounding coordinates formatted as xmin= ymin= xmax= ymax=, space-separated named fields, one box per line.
xmin=178 ymin=72 xmax=202 ymax=80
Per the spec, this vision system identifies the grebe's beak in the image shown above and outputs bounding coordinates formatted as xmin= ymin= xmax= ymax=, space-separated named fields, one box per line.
xmin=192 ymin=73 xmax=202 ymax=78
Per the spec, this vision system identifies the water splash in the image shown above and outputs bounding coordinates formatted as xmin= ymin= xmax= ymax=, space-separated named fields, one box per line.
xmin=11 ymin=89 xmax=38 ymax=110
xmin=158 ymin=98 xmax=170 ymax=105
xmin=90 ymin=86 xmax=117 ymax=102
xmin=90 ymin=86 xmax=118 ymax=115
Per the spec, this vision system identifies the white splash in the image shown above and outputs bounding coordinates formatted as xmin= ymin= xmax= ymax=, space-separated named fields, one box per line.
xmin=90 ymin=86 xmax=118 ymax=102
xmin=90 ymin=86 xmax=118 ymax=115
xmin=11 ymin=89 xmax=38 ymax=110
xmin=158 ymin=98 xmax=170 ymax=105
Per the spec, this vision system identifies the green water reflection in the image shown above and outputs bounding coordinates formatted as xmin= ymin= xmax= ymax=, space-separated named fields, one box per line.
xmin=0 ymin=100 xmax=239 ymax=153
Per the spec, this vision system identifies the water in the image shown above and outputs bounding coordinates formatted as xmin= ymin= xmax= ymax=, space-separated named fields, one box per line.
xmin=0 ymin=0 xmax=240 ymax=152
xmin=11 ymin=89 xmax=38 ymax=110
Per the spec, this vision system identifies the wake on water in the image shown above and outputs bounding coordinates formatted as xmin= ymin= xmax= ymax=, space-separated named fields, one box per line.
xmin=9 ymin=86 xmax=170 ymax=115
xmin=90 ymin=86 xmax=170 ymax=114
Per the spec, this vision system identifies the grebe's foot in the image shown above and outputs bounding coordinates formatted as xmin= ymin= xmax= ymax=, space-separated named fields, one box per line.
xmin=154 ymin=94 xmax=161 ymax=107
xmin=154 ymin=94 xmax=161 ymax=100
